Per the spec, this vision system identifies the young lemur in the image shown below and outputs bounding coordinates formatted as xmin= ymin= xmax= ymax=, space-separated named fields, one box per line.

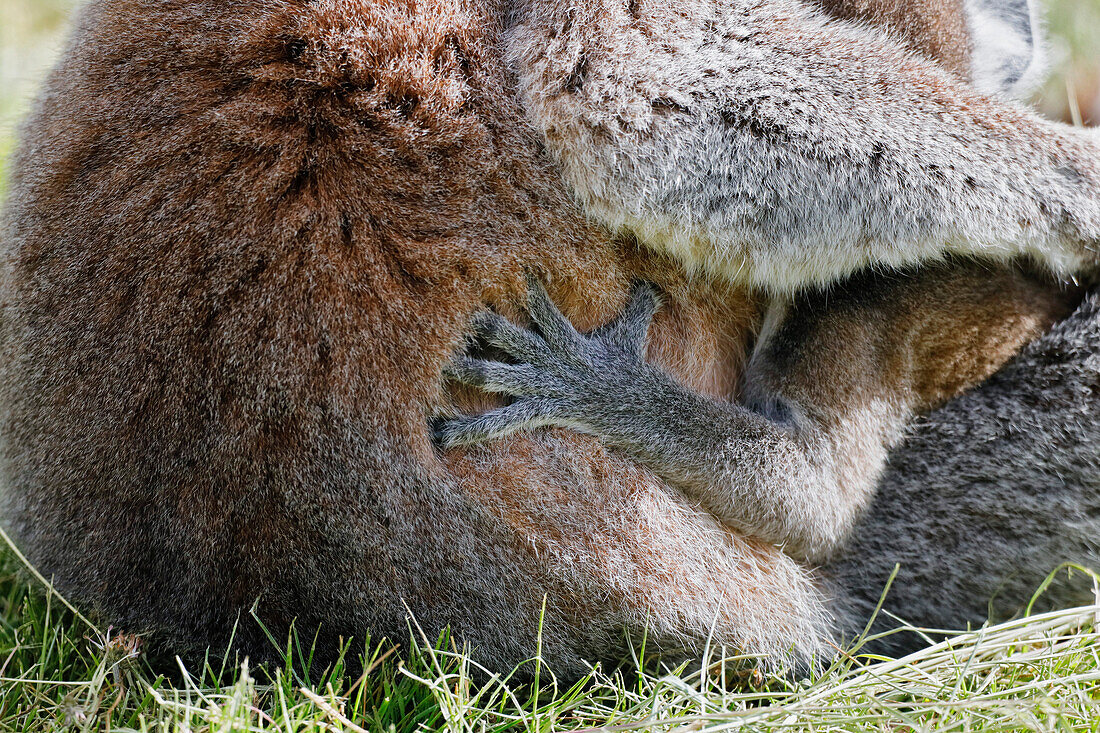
xmin=438 ymin=266 xmax=1078 ymax=564
xmin=2 ymin=0 xmax=1098 ymax=677
xmin=436 ymin=0 xmax=1094 ymax=563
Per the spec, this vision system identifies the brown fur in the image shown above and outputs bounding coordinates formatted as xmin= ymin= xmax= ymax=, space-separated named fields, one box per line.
xmin=815 ymin=0 xmax=971 ymax=78
xmin=0 ymin=0 xmax=1075 ymax=673
xmin=764 ymin=262 xmax=1078 ymax=427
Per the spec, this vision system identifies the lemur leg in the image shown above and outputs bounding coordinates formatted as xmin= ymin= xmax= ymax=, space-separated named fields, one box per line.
xmin=439 ymin=267 xmax=1076 ymax=564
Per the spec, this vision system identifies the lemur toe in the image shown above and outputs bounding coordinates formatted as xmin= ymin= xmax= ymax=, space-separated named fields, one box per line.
xmin=599 ymin=281 xmax=662 ymax=354
xmin=434 ymin=398 xmax=567 ymax=449
xmin=525 ymin=275 xmax=585 ymax=351
xmin=470 ymin=310 xmax=550 ymax=364
xmin=443 ymin=357 xmax=554 ymax=397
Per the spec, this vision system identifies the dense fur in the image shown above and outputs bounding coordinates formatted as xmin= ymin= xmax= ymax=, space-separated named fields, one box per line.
xmin=0 ymin=0 xmax=1097 ymax=675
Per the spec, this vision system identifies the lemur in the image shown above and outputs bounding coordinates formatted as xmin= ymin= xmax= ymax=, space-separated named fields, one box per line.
xmin=1 ymin=0 xmax=1097 ymax=676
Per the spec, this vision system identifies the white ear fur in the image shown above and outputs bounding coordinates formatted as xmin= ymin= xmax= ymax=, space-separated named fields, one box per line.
xmin=965 ymin=0 xmax=1048 ymax=99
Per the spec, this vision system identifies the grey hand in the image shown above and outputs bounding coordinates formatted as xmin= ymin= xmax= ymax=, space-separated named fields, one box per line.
xmin=436 ymin=277 xmax=662 ymax=449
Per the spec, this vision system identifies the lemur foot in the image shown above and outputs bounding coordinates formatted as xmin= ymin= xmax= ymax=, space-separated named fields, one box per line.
xmin=436 ymin=277 xmax=662 ymax=449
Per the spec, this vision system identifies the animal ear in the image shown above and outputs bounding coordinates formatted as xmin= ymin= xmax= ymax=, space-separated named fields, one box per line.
xmin=965 ymin=0 xmax=1047 ymax=99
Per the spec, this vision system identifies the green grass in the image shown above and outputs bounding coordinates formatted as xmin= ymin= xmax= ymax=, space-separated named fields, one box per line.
xmin=2 ymin=536 xmax=1100 ymax=732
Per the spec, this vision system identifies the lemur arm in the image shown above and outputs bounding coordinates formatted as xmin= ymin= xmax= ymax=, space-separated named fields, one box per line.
xmin=438 ymin=278 xmax=902 ymax=564
xmin=437 ymin=271 xmax=1075 ymax=563
xmin=509 ymin=0 xmax=1100 ymax=292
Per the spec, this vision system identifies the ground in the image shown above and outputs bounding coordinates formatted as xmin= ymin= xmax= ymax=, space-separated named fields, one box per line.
xmin=2 ymin=543 xmax=1099 ymax=731
xmin=2 ymin=1 xmax=1100 ymax=730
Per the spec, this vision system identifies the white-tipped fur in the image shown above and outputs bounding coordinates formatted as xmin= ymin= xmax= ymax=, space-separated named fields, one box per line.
xmin=507 ymin=0 xmax=1098 ymax=294
xmin=966 ymin=0 xmax=1048 ymax=100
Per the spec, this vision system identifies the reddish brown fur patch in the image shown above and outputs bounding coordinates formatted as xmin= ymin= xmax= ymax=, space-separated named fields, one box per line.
xmin=769 ymin=264 xmax=1081 ymax=429
xmin=900 ymin=267 xmax=1081 ymax=409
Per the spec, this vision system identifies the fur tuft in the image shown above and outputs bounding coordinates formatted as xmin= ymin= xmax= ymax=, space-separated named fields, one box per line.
xmin=966 ymin=0 xmax=1049 ymax=99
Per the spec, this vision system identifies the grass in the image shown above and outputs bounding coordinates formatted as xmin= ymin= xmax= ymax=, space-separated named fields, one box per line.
xmin=3 ymin=0 xmax=1100 ymax=730
xmin=2 ymin=536 xmax=1100 ymax=732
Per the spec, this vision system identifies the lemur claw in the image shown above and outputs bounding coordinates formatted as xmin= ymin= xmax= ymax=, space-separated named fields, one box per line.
xmin=436 ymin=279 xmax=662 ymax=448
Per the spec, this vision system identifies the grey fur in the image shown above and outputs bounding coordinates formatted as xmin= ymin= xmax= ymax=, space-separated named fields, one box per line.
xmin=509 ymin=0 xmax=1100 ymax=292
